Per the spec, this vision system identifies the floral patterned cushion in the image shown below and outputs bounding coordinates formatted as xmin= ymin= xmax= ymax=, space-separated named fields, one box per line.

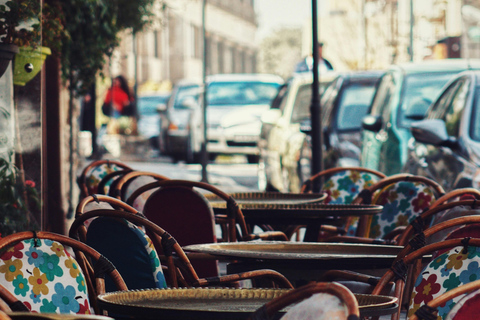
xmin=321 ymin=170 xmax=382 ymax=236
xmin=369 ymin=181 xmax=435 ymax=239
xmin=85 ymin=163 xmax=124 ymax=195
xmin=446 ymin=288 xmax=480 ymax=320
xmin=280 ymin=292 xmax=348 ymax=320
xmin=408 ymin=245 xmax=480 ymax=319
xmin=0 ymin=239 xmax=91 ymax=314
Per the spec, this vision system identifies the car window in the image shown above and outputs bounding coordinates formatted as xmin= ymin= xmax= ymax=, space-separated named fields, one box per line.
xmin=321 ymin=77 xmax=342 ymax=127
xmin=398 ymin=72 xmax=456 ymax=128
xmin=369 ymin=73 xmax=395 ymax=123
xmin=290 ymin=83 xmax=325 ymax=123
xmin=440 ymin=78 xmax=470 ymax=137
xmin=173 ymin=85 xmax=200 ymax=109
xmin=336 ymin=83 xmax=377 ymax=130
xmin=270 ymin=83 xmax=288 ymax=109
xmin=138 ymin=96 xmax=169 ymax=115
xmin=427 ymin=79 xmax=463 ymax=119
xmin=471 ymin=89 xmax=480 ymax=141
xmin=278 ymin=85 xmax=291 ymax=114
xmin=207 ymin=81 xmax=281 ymax=106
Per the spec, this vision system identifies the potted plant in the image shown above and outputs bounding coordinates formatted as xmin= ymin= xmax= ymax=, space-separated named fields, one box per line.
xmin=0 ymin=0 xmax=65 ymax=85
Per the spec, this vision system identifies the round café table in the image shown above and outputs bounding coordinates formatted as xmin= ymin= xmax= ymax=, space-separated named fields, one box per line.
xmin=183 ymin=241 xmax=402 ymax=285
xmin=206 ymin=193 xmax=382 ymax=242
xmin=97 ymin=287 xmax=398 ymax=320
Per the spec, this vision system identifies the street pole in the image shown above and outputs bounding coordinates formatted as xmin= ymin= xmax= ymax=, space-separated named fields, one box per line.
xmin=201 ymin=0 xmax=209 ymax=183
xmin=409 ymin=0 xmax=414 ymax=61
xmin=310 ymin=0 xmax=323 ymax=187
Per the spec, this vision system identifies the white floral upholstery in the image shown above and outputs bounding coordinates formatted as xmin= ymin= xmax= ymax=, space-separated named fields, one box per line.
xmin=85 ymin=163 xmax=124 ymax=195
xmin=368 ymin=181 xmax=436 ymax=239
xmin=281 ymin=292 xmax=348 ymax=320
xmin=0 ymin=239 xmax=91 ymax=314
xmin=321 ymin=170 xmax=383 ymax=236
xmin=408 ymin=245 xmax=480 ymax=319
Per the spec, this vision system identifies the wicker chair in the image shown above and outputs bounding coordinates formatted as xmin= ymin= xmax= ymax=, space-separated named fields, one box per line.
xmin=70 ymin=208 xmax=293 ymax=290
xmin=248 ymin=282 xmax=360 ymax=320
xmin=77 ymin=160 xmax=132 ymax=199
xmin=0 ymin=231 xmax=127 ymax=315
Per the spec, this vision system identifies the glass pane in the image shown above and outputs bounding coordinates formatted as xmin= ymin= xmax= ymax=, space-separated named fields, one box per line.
xmin=0 ymin=0 xmax=43 ymax=235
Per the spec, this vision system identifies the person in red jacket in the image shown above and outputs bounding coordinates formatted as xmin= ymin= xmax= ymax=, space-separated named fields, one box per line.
xmin=103 ymin=75 xmax=132 ymax=118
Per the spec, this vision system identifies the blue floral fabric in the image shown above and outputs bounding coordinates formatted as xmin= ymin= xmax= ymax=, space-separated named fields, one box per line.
xmin=0 ymin=239 xmax=91 ymax=314
xmin=408 ymin=245 xmax=480 ymax=319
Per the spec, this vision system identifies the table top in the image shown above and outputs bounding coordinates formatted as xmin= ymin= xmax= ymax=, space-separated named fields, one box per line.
xmin=5 ymin=313 xmax=114 ymax=320
xmin=98 ymin=287 xmax=398 ymax=320
xmin=205 ymin=192 xmax=327 ymax=207
xmin=183 ymin=241 xmax=402 ymax=261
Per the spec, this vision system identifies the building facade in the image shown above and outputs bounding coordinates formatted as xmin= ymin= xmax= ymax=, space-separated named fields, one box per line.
xmin=110 ymin=0 xmax=258 ymax=89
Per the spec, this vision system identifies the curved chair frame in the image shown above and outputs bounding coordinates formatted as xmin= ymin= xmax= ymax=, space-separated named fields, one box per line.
xmin=127 ymin=179 xmax=288 ymax=242
xmin=0 ymin=231 xmax=128 ymax=314
xmin=108 ymin=171 xmax=169 ymax=201
xmin=77 ymin=160 xmax=132 ymax=198
xmin=300 ymin=166 xmax=386 ymax=194
xmin=407 ymin=279 xmax=480 ymax=320
xmin=248 ymin=281 xmax=360 ymax=320
xmin=69 ymin=209 xmax=293 ymax=289
xmin=97 ymin=169 xmax=134 ymax=195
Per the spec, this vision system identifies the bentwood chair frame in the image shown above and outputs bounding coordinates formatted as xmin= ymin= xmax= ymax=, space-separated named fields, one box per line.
xmin=0 ymin=231 xmax=128 ymax=315
xmin=248 ymin=281 xmax=360 ymax=320
xmin=69 ymin=209 xmax=294 ymax=289
xmin=346 ymin=173 xmax=446 ymax=241
xmin=407 ymin=278 xmax=480 ymax=320
xmin=372 ymin=215 xmax=480 ymax=320
xmin=127 ymin=179 xmax=289 ymax=242
xmin=108 ymin=171 xmax=169 ymax=201
xmin=77 ymin=160 xmax=132 ymax=198
xmin=300 ymin=166 xmax=387 ymax=194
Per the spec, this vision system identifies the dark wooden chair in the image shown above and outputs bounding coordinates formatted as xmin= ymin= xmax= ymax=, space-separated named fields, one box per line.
xmin=70 ymin=208 xmax=293 ymax=290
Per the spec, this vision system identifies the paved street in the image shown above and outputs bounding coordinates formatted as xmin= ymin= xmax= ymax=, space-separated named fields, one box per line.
xmin=122 ymin=155 xmax=259 ymax=193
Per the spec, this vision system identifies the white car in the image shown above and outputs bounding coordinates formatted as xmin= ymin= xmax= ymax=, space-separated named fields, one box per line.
xmin=206 ymin=74 xmax=284 ymax=163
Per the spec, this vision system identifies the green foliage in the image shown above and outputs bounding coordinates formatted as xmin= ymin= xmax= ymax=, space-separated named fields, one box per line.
xmin=60 ymin=0 xmax=159 ymax=96
xmin=0 ymin=0 xmax=66 ymax=54
xmin=0 ymin=156 xmax=40 ymax=237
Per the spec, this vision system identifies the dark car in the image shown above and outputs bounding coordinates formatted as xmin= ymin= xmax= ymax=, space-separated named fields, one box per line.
xmin=404 ymin=70 xmax=480 ymax=192
xmin=294 ymin=70 xmax=383 ymax=191
xmin=361 ymin=59 xmax=480 ymax=176
xmin=258 ymin=70 xmax=381 ymax=193
xmin=160 ymin=80 xmax=203 ymax=163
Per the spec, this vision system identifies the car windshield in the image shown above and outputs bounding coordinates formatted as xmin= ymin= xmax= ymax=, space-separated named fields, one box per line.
xmin=207 ymin=81 xmax=281 ymax=106
xmin=138 ymin=95 xmax=170 ymax=115
xmin=174 ymin=86 xmax=201 ymax=109
xmin=398 ymin=72 xmax=456 ymax=128
xmin=336 ymin=83 xmax=377 ymax=130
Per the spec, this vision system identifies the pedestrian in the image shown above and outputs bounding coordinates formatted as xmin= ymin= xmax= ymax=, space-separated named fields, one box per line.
xmin=294 ymin=42 xmax=334 ymax=74
xmin=102 ymin=75 xmax=137 ymax=135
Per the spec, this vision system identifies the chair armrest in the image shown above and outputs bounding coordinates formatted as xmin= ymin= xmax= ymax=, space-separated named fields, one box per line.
xmin=323 ymin=235 xmax=397 ymax=245
xmin=242 ymin=231 xmax=289 ymax=241
xmin=193 ymin=269 xmax=294 ymax=288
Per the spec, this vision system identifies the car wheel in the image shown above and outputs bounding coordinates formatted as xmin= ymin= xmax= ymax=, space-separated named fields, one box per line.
xmin=247 ymin=155 xmax=259 ymax=164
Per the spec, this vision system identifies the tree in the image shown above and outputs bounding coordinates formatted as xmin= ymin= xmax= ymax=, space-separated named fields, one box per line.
xmin=258 ymin=27 xmax=302 ymax=79
xmin=60 ymin=0 xmax=161 ymax=96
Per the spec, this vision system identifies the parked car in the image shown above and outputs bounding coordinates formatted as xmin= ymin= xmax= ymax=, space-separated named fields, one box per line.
xmin=160 ymin=80 xmax=203 ymax=163
xmin=361 ymin=59 xmax=480 ymax=176
xmin=257 ymin=71 xmax=338 ymax=192
xmin=404 ymin=70 xmax=480 ymax=192
xmin=205 ymin=73 xmax=284 ymax=163
xmin=137 ymin=92 xmax=171 ymax=155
